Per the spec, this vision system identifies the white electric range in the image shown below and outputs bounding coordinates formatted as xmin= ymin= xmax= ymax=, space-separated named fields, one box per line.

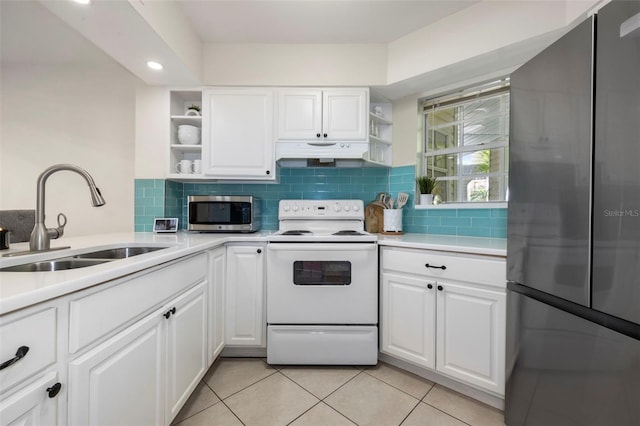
xmin=266 ymin=200 xmax=379 ymax=365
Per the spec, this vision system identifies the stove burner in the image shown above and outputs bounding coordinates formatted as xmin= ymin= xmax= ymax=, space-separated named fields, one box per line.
xmin=333 ymin=230 xmax=365 ymax=236
xmin=280 ymin=230 xmax=313 ymax=236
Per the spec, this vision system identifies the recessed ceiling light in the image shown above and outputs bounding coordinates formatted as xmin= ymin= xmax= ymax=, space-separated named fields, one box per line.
xmin=72 ymin=0 xmax=91 ymax=5
xmin=146 ymin=61 xmax=163 ymax=71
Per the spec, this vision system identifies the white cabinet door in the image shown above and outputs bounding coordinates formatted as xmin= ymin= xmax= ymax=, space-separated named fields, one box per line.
xmin=165 ymin=281 xmax=208 ymax=422
xmin=275 ymin=88 xmax=368 ymax=142
xmin=0 ymin=372 xmax=59 ymax=426
xmin=68 ymin=308 xmax=165 ymax=426
xmin=202 ymin=88 xmax=275 ymax=180
xmin=208 ymin=247 xmax=226 ymax=365
xmin=436 ymin=281 xmax=506 ymax=395
xmin=225 ymin=245 xmax=265 ymax=347
xmin=276 ymin=90 xmax=322 ymax=140
xmin=322 ymin=89 xmax=368 ymax=141
xmin=380 ymin=272 xmax=436 ymax=369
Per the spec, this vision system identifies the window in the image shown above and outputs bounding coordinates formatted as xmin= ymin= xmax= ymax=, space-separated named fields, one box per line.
xmin=420 ymin=80 xmax=509 ymax=204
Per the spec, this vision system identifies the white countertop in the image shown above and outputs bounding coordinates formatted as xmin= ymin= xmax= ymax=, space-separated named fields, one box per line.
xmin=0 ymin=231 xmax=271 ymax=315
xmin=0 ymin=231 xmax=505 ymax=316
xmin=377 ymin=233 xmax=507 ymax=257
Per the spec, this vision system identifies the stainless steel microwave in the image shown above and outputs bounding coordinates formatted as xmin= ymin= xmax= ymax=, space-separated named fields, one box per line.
xmin=187 ymin=195 xmax=261 ymax=232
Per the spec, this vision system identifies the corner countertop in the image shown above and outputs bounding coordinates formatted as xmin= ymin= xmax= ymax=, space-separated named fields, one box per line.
xmin=0 ymin=231 xmax=271 ymax=315
xmin=1 ymin=231 xmax=506 ymax=316
xmin=377 ymin=233 xmax=507 ymax=257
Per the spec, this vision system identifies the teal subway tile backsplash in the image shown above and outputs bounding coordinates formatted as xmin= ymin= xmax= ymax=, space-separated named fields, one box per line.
xmin=134 ymin=179 xmax=165 ymax=232
xmin=134 ymin=165 xmax=508 ymax=237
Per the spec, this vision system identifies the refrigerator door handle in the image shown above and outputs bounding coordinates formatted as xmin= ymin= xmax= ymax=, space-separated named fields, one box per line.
xmin=620 ymin=11 xmax=640 ymax=38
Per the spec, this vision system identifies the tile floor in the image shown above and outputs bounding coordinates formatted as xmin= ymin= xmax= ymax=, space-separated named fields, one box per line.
xmin=172 ymin=358 xmax=505 ymax=426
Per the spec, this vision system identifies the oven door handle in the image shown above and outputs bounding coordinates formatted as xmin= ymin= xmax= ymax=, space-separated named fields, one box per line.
xmin=268 ymin=243 xmax=376 ymax=252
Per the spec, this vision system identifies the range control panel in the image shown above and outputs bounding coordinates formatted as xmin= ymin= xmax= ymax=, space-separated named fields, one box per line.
xmin=278 ymin=200 xmax=364 ymax=220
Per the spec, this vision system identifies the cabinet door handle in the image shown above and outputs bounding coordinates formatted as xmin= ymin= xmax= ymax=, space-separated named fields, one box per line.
xmin=257 ymin=249 xmax=262 ymax=254
xmin=266 ymin=170 xmax=271 ymax=175
xmin=425 ymin=263 xmax=447 ymax=270
xmin=323 ymin=133 xmax=328 ymax=138
xmin=427 ymin=284 xmax=433 ymax=290
xmin=437 ymin=285 xmax=443 ymax=291
xmin=316 ymin=133 xmax=321 ymax=138
xmin=47 ymin=382 xmax=62 ymax=398
xmin=0 ymin=346 xmax=29 ymax=370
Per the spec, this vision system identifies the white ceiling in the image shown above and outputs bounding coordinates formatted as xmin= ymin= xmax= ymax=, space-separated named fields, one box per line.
xmin=179 ymin=0 xmax=479 ymax=44
xmin=0 ymin=1 xmax=112 ymax=66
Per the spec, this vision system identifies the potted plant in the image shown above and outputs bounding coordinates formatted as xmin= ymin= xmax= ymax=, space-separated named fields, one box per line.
xmin=416 ymin=175 xmax=438 ymax=205
xmin=185 ymin=104 xmax=201 ymax=116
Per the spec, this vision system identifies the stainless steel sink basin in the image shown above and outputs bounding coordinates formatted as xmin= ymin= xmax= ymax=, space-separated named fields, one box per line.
xmin=0 ymin=246 xmax=170 ymax=272
xmin=73 ymin=246 xmax=167 ymax=260
xmin=1 ymin=258 xmax=111 ymax=272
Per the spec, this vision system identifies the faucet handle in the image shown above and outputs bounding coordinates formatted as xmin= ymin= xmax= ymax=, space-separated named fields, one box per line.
xmin=51 ymin=213 xmax=67 ymax=239
xmin=57 ymin=213 xmax=67 ymax=229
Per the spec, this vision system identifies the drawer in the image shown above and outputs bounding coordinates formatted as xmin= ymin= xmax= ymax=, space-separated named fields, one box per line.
xmin=0 ymin=308 xmax=57 ymax=393
xmin=381 ymin=247 xmax=506 ymax=287
xmin=69 ymin=253 xmax=207 ymax=354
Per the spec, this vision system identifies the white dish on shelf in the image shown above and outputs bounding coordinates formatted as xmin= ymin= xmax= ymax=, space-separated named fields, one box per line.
xmin=177 ymin=125 xmax=201 ymax=145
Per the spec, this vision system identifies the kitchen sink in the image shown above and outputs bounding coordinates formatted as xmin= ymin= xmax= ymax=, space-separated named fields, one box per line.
xmin=0 ymin=246 xmax=171 ymax=272
xmin=0 ymin=258 xmax=111 ymax=272
xmin=72 ymin=246 xmax=167 ymax=260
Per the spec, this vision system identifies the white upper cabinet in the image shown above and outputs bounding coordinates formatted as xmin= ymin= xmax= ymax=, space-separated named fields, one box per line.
xmin=277 ymin=90 xmax=323 ymax=140
xmin=202 ymin=88 xmax=276 ymax=180
xmin=276 ymin=88 xmax=368 ymax=142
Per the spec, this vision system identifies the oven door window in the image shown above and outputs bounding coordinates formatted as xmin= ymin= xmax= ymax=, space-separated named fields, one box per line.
xmin=293 ymin=261 xmax=351 ymax=286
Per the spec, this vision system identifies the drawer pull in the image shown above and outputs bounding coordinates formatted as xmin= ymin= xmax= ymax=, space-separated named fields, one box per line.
xmin=0 ymin=345 xmax=29 ymax=370
xmin=437 ymin=285 xmax=444 ymax=291
xmin=163 ymin=307 xmax=176 ymax=319
xmin=47 ymin=382 xmax=62 ymax=398
xmin=425 ymin=263 xmax=447 ymax=270
xmin=427 ymin=284 xmax=433 ymax=289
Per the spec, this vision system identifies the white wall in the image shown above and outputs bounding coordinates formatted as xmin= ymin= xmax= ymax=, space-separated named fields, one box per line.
xmin=135 ymin=87 xmax=170 ymax=179
xmin=386 ymin=1 xmax=569 ymax=85
xmin=202 ymin=43 xmax=387 ymax=86
xmin=0 ymin=63 xmax=141 ymax=237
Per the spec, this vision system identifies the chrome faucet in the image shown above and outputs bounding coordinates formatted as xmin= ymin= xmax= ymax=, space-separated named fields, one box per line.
xmin=29 ymin=164 xmax=106 ymax=252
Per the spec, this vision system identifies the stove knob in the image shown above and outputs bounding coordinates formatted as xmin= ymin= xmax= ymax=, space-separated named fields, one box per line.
xmin=340 ymin=143 xmax=345 ymax=148
xmin=333 ymin=204 xmax=342 ymax=212
xmin=292 ymin=204 xmax=300 ymax=212
xmin=352 ymin=204 xmax=360 ymax=212
xmin=344 ymin=204 xmax=351 ymax=212
xmin=282 ymin=204 xmax=291 ymax=212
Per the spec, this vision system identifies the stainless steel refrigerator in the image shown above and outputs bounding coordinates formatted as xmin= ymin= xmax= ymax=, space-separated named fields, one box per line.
xmin=506 ymin=1 xmax=640 ymax=425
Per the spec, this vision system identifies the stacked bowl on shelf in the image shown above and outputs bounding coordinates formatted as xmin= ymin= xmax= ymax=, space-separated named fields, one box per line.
xmin=177 ymin=125 xmax=201 ymax=145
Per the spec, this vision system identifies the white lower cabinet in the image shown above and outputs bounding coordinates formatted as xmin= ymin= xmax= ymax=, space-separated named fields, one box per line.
xmin=225 ymin=244 xmax=265 ymax=347
xmin=66 ymin=254 xmax=208 ymax=426
xmin=0 ymin=372 xmax=60 ymax=426
xmin=68 ymin=307 xmax=165 ymax=426
xmin=207 ymin=247 xmax=226 ymax=365
xmin=0 ymin=301 xmax=64 ymax=426
xmin=68 ymin=281 xmax=207 ymax=426
xmin=380 ymin=272 xmax=435 ymax=368
xmin=380 ymin=247 xmax=506 ymax=396
xmin=165 ymin=282 xmax=208 ymax=421
xmin=435 ymin=281 xmax=506 ymax=395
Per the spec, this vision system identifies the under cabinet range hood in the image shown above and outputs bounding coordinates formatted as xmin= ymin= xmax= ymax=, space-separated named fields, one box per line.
xmin=275 ymin=141 xmax=380 ymax=167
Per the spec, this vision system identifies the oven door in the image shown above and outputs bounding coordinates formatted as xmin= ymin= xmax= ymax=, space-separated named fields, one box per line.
xmin=267 ymin=243 xmax=378 ymax=324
